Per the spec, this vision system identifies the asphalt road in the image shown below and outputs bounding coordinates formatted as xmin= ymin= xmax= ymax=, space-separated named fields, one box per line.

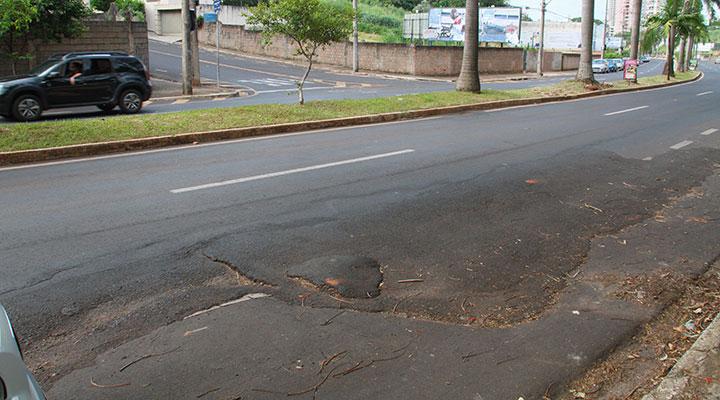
xmin=1 ymin=64 xmax=717 ymax=399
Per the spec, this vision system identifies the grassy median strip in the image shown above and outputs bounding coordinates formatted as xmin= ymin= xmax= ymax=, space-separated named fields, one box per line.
xmin=0 ymin=72 xmax=699 ymax=152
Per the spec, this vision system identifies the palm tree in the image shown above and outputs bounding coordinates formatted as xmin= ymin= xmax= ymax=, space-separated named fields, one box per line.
xmin=456 ymin=0 xmax=480 ymax=92
xmin=576 ymin=0 xmax=595 ymax=82
xmin=686 ymin=0 xmax=719 ymax=69
xmin=644 ymin=0 xmax=707 ymax=79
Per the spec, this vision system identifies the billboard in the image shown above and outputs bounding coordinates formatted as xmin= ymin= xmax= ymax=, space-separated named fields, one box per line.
xmin=425 ymin=7 xmax=521 ymax=44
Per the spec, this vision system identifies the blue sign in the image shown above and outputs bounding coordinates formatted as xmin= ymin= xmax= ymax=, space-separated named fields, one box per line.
xmin=204 ymin=12 xmax=218 ymax=23
xmin=213 ymin=0 xmax=222 ymax=13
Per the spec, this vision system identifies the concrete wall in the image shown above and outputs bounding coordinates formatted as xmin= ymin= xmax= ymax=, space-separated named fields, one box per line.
xmin=201 ymin=24 xmax=581 ymax=77
xmin=0 ymin=21 xmax=149 ymax=76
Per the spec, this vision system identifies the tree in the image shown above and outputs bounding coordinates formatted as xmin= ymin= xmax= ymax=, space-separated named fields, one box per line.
xmin=644 ymin=0 xmax=706 ymax=79
xmin=456 ymin=0 xmax=480 ymax=92
xmin=629 ymin=0 xmax=642 ymax=66
xmin=1 ymin=0 xmax=88 ymax=74
xmin=0 ymin=0 xmax=38 ymax=74
xmin=247 ymin=0 xmax=354 ymax=105
xmin=576 ymin=0 xmax=596 ymax=83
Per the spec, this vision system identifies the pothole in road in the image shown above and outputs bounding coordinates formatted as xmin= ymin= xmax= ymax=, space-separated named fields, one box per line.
xmin=287 ymin=256 xmax=383 ymax=299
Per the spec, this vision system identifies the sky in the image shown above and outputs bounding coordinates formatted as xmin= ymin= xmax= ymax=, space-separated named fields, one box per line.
xmin=507 ymin=0 xmax=609 ymax=22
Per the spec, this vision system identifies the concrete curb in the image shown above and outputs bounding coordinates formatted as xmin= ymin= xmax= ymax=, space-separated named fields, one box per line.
xmin=0 ymin=72 xmax=702 ymax=166
xmin=150 ymin=90 xmax=244 ymax=102
xmin=641 ymin=311 xmax=720 ymax=400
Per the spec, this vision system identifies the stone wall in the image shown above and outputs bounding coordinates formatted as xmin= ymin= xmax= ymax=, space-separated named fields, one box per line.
xmin=201 ymin=24 xmax=581 ymax=77
xmin=1 ymin=21 xmax=149 ymax=76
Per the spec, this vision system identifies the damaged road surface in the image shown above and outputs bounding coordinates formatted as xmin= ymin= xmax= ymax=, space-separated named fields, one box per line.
xmin=2 ymin=68 xmax=720 ymax=399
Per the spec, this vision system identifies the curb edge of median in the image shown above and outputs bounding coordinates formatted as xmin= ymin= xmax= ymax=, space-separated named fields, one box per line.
xmin=641 ymin=311 xmax=720 ymax=400
xmin=0 ymin=72 xmax=703 ymax=167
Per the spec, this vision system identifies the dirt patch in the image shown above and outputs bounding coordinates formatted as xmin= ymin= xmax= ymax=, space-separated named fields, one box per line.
xmin=287 ymin=256 xmax=383 ymax=299
xmin=558 ymin=262 xmax=720 ymax=400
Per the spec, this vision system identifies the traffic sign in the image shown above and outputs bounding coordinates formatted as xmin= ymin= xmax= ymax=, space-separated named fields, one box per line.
xmin=204 ymin=12 xmax=218 ymax=23
xmin=214 ymin=0 xmax=222 ymax=13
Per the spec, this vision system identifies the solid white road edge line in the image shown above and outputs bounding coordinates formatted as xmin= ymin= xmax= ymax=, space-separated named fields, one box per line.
xmin=696 ymin=91 xmax=713 ymax=96
xmin=170 ymin=149 xmax=416 ymax=194
xmin=701 ymin=128 xmax=718 ymax=136
xmin=670 ymin=140 xmax=694 ymax=150
xmin=604 ymin=105 xmax=650 ymax=116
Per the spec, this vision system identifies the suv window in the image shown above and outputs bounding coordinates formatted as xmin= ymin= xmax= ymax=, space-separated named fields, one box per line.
xmin=113 ymin=57 xmax=145 ymax=74
xmin=87 ymin=58 xmax=113 ymax=75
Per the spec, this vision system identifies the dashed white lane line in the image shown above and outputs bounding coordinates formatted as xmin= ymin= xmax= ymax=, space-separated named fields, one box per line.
xmin=604 ymin=106 xmax=650 ymax=116
xmin=670 ymin=140 xmax=694 ymax=150
xmin=642 ymin=156 xmax=653 ymax=161
xmin=170 ymin=149 xmax=416 ymax=194
xmin=701 ymin=128 xmax=718 ymax=136
xmin=697 ymin=91 xmax=714 ymax=96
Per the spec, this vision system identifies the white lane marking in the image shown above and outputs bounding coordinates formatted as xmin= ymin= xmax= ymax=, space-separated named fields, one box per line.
xmin=254 ymin=86 xmax=339 ymax=94
xmin=697 ymin=91 xmax=713 ymax=96
xmin=604 ymin=106 xmax=649 ymax=116
xmin=701 ymin=128 xmax=718 ymax=136
xmin=670 ymin=140 xmax=693 ymax=150
xmin=170 ymin=149 xmax=415 ymax=194
xmin=0 ymin=118 xmax=440 ymax=173
xmin=155 ymin=68 xmax=168 ymax=73
xmin=642 ymin=157 xmax=653 ymax=161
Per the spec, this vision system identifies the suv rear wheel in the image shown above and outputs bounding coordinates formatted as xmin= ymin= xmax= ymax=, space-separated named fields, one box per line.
xmin=119 ymin=89 xmax=143 ymax=114
xmin=12 ymin=94 xmax=43 ymax=122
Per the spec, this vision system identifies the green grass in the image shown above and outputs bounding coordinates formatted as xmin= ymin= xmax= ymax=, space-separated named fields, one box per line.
xmin=612 ymin=71 xmax=698 ymax=88
xmin=0 ymin=72 xmax=699 ymax=153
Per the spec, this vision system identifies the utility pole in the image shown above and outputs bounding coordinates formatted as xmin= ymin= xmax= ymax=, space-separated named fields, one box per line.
xmin=601 ymin=0 xmax=609 ymax=59
xmin=192 ymin=0 xmax=201 ymax=87
xmin=181 ymin=0 xmax=193 ymax=95
xmin=629 ymin=0 xmax=642 ymax=61
xmin=537 ymin=0 xmax=546 ymax=76
xmin=352 ymin=0 xmax=359 ymax=72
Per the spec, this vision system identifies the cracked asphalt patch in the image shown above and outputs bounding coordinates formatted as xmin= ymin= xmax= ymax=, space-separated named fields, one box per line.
xmin=287 ymin=256 xmax=383 ymax=299
xmin=201 ymin=148 xmax=720 ymax=326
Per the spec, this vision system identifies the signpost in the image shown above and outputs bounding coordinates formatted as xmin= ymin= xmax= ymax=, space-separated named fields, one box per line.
xmin=624 ymin=59 xmax=638 ymax=81
xmin=213 ymin=0 xmax=222 ymax=88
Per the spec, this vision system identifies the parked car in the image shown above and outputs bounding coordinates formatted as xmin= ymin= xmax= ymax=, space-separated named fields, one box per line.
xmin=0 ymin=52 xmax=152 ymax=122
xmin=640 ymin=55 xmax=651 ymax=63
xmin=592 ymin=59 xmax=610 ymax=73
xmin=1 ymin=305 xmax=46 ymax=400
xmin=612 ymin=59 xmax=625 ymax=71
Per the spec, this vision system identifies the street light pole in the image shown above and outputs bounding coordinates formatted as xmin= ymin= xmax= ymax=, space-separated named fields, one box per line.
xmin=352 ymin=0 xmax=359 ymax=72
xmin=537 ymin=0 xmax=546 ymax=76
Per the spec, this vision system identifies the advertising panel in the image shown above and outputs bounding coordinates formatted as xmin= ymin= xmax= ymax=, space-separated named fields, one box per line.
xmin=624 ymin=59 xmax=639 ymax=80
xmin=425 ymin=7 xmax=521 ymax=44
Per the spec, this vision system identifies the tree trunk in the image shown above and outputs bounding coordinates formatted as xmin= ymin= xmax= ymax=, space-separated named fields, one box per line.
xmin=685 ymin=35 xmax=694 ymax=70
xmin=678 ymin=36 xmax=687 ymax=72
xmin=629 ymin=0 xmax=643 ymax=62
xmin=666 ymin=26 xmax=675 ymax=80
xmin=192 ymin=29 xmax=201 ymax=87
xmin=298 ymin=57 xmax=313 ymax=105
xmin=456 ymin=0 xmax=480 ymax=92
xmin=576 ymin=0 xmax=596 ymax=82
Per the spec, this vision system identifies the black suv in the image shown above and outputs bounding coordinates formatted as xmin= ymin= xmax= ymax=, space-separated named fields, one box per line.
xmin=0 ymin=52 xmax=152 ymax=122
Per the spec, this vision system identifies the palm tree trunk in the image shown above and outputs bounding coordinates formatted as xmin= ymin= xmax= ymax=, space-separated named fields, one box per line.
xmin=456 ymin=0 xmax=480 ymax=92
xmin=678 ymin=36 xmax=687 ymax=72
xmin=685 ymin=35 xmax=694 ymax=70
xmin=576 ymin=0 xmax=596 ymax=82
xmin=665 ymin=26 xmax=676 ymax=79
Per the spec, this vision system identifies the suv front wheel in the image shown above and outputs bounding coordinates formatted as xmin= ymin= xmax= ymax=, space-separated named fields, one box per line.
xmin=119 ymin=89 xmax=143 ymax=114
xmin=12 ymin=94 xmax=43 ymax=122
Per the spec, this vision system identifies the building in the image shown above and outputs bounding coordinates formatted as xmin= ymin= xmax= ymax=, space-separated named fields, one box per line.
xmin=610 ymin=0 xmax=665 ymax=34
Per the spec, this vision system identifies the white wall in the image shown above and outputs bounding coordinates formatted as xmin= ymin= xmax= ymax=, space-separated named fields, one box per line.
xmin=197 ymin=1 xmax=249 ymax=26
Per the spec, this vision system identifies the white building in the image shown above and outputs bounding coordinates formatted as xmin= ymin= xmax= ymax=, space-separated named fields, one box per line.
xmin=143 ymin=0 xmax=248 ymax=35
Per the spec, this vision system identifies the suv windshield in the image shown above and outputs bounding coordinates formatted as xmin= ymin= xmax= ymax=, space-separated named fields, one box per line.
xmin=29 ymin=59 xmax=61 ymax=76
